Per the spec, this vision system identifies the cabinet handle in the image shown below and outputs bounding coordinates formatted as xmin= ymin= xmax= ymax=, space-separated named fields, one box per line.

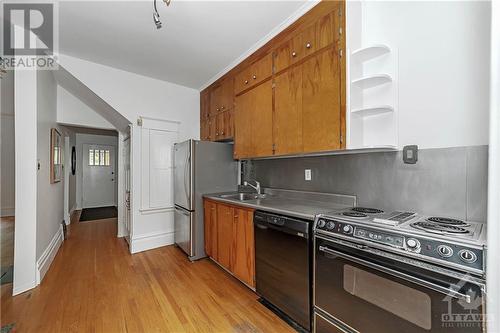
xmin=221 ymin=131 xmax=224 ymax=135
xmin=292 ymin=51 xmax=297 ymax=57
xmin=306 ymin=42 xmax=312 ymax=49
xmin=244 ymin=80 xmax=249 ymax=84
xmin=252 ymin=75 xmax=257 ymax=80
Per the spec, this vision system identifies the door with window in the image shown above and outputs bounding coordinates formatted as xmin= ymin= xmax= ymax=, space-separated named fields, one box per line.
xmin=82 ymin=144 xmax=116 ymax=208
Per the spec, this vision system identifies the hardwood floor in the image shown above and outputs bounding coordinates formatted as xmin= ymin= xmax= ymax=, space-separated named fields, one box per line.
xmin=0 ymin=218 xmax=294 ymax=332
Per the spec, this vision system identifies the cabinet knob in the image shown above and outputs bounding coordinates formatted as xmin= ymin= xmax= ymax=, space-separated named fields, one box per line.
xmin=221 ymin=106 xmax=225 ymax=110
xmin=216 ymin=108 xmax=220 ymax=111
xmin=252 ymin=75 xmax=257 ymax=80
xmin=244 ymin=80 xmax=249 ymax=84
xmin=292 ymin=51 xmax=297 ymax=57
xmin=306 ymin=42 xmax=312 ymax=49
xmin=221 ymin=131 xmax=224 ymax=135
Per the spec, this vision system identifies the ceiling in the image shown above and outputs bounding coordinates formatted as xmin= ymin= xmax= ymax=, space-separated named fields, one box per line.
xmin=59 ymin=1 xmax=310 ymax=89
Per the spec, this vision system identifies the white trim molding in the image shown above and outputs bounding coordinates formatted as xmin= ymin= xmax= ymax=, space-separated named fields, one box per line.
xmin=36 ymin=224 xmax=64 ymax=285
xmin=130 ymin=231 xmax=174 ymax=254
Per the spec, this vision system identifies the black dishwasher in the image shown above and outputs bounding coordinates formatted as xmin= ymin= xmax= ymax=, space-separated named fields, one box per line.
xmin=254 ymin=210 xmax=312 ymax=332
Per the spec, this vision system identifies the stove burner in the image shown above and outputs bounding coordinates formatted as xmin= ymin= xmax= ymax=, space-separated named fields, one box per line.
xmin=342 ymin=212 xmax=368 ymax=218
xmin=352 ymin=207 xmax=384 ymax=214
xmin=427 ymin=217 xmax=469 ymax=226
xmin=411 ymin=221 xmax=470 ymax=235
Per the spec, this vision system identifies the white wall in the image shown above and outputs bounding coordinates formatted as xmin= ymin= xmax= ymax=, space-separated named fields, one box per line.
xmin=348 ymin=1 xmax=490 ymax=149
xmin=58 ymin=55 xmax=200 ymax=253
xmin=57 ymin=85 xmax=114 ymax=130
xmin=75 ymin=133 xmax=118 ymax=209
xmin=1 ymin=69 xmax=15 ymax=216
xmin=36 ymin=69 xmax=65 ymax=261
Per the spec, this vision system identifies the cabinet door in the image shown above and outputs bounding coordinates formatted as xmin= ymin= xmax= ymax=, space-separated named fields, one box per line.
xmin=217 ymin=204 xmax=233 ymax=271
xmin=210 ymin=84 xmax=222 ymax=115
xmin=200 ymin=89 xmax=210 ymax=120
xmin=216 ymin=112 xmax=225 ymax=140
xmin=208 ymin=116 xmax=217 ymax=141
xmin=203 ymin=200 xmax=218 ymax=259
xmin=224 ymin=110 xmax=234 ymax=139
xmin=234 ymin=81 xmax=273 ymax=158
xmin=231 ymin=208 xmax=255 ymax=287
xmin=219 ymin=77 xmax=234 ymax=112
xmin=200 ymin=119 xmax=209 ymax=141
xmin=302 ymin=48 xmax=342 ymax=152
xmin=251 ymin=81 xmax=274 ymax=157
xmin=235 ymin=54 xmax=273 ymax=95
xmin=273 ymin=66 xmax=303 ymax=155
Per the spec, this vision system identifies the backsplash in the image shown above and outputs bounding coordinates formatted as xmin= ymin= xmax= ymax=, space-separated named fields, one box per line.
xmin=244 ymin=146 xmax=488 ymax=222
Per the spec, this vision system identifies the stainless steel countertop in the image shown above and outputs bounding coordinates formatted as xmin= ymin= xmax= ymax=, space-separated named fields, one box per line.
xmin=203 ymin=188 xmax=357 ymax=220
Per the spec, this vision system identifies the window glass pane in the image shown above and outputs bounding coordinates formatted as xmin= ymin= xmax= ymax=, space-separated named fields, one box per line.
xmin=94 ymin=150 xmax=100 ymax=165
xmin=89 ymin=149 xmax=94 ymax=166
xmin=100 ymin=150 xmax=105 ymax=166
xmin=105 ymin=150 xmax=110 ymax=166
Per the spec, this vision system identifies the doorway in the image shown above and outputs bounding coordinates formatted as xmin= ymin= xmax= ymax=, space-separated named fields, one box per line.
xmin=82 ymin=144 xmax=116 ymax=208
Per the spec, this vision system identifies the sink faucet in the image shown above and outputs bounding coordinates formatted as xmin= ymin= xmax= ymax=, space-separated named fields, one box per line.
xmin=243 ymin=180 xmax=261 ymax=195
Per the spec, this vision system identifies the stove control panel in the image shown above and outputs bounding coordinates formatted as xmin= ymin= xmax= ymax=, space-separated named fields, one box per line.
xmin=314 ymin=216 xmax=485 ymax=274
xmin=354 ymin=227 xmax=405 ymax=248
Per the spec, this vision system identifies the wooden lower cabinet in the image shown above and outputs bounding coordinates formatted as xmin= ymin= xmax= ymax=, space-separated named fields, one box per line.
xmin=216 ymin=204 xmax=233 ymax=270
xmin=204 ymin=199 xmax=255 ymax=288
xmin=203 ymin=200 xmax=218 ymax=259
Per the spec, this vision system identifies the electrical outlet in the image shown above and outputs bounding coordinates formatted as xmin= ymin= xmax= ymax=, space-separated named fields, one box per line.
xmin=403 ymin=145 xmax=418 ymax=164
xmin=305 ymin=169 xmax=312 ymax=181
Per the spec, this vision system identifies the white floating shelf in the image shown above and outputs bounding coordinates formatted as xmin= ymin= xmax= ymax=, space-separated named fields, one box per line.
xmin=351 ymin=105 xmax=394 ymax=117
xmin=351 ymin=44 xmax=391 ymax=62
xmin=351 ymin=74 xmax=392 ymax=89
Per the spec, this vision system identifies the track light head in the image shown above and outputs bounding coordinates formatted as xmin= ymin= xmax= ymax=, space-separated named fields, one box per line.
xmin=153 ymin=10 xmax=162 ymax=29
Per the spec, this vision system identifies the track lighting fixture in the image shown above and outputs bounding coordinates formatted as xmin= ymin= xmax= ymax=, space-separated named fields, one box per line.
xmin=153 ymin=0 xmax=171 ymax=29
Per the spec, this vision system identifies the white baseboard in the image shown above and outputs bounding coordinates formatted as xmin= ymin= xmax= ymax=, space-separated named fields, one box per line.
xmin=12 ymin=280 xmax=37 ymax=296
xmin=66 ymin=203 xmax=77 ymax=225
xmin=36 ymin=224 xmax=64 ymax=284
xmin=0 ymin=207 xmax=15 ymax=217
xmin=130 ymin=231 xmax=174 ymax=254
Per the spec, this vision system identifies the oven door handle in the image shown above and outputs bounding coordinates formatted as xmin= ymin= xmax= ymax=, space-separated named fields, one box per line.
xmin=318 ymin=245 xmax=472 ymax=304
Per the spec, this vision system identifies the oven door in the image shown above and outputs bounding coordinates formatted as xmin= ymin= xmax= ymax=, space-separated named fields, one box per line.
xmin=314 ymin=237 xmax=485 ymax=333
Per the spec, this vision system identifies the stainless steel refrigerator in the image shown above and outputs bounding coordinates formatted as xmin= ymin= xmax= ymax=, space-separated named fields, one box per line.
xmin=173 ymin=140 xmax=238 ymax=261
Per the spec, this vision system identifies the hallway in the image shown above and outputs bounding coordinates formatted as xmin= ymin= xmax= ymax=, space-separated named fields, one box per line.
xmin=0 ymin=218 xmax=293 ymax=332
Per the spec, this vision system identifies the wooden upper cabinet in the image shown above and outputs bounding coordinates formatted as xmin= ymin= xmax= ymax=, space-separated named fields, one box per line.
xmin=210 ymin=77 xmax=234 ymax=115
xmin=302 ymin=48 xmax=342 ymax=152
xmin=234 ymin=81 xmax=273 ymax=159
xmin=274 ymin=10 xmax=337 ymax=74
xmin=274 ymin=66 xmax=303 ymax=155
xmin=235 ymin=53 xmax=273 ymax=95
xmin=231 ymin=208 xmax=255 ymax=288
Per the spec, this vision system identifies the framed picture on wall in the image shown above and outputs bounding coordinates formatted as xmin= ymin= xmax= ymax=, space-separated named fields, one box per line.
xmin=50 ymin=128 xmax=62 ymax=183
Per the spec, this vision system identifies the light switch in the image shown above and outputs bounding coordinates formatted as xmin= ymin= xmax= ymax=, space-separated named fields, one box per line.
xmin=305 ymin=169 xmax=312 ymax=181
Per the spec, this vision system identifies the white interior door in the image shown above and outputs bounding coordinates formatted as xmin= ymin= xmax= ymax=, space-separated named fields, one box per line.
xmin=82 ymin=144 xmax=116 ymax=208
